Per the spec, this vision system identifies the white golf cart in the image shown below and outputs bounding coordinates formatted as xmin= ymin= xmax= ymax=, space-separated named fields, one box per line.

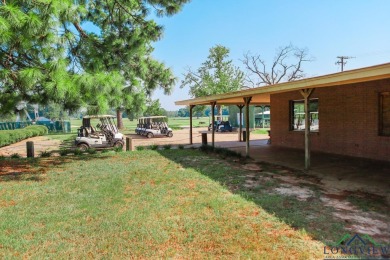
xmin=75 ymin=115 xmax=124 ymax=150
xmin=135 ymin=117 xmax=147 ymax=135
xmin=135 ymin=116 xmax=173 ymax=138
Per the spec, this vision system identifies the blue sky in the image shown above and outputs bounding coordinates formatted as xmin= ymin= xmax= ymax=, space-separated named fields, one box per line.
xmin=150 ymin=0 xmax=390 ymax=110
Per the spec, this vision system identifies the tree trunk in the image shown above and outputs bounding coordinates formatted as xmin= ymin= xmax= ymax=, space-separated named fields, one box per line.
xmin=116 ymin=108 xmax=124 ymax=129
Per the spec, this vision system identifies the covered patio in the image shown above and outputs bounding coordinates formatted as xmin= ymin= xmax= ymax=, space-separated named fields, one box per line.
xmin=188 ymin=136 xmax=390 ymax=204
xmin=175 ymin=63 xmax=390 ymax=170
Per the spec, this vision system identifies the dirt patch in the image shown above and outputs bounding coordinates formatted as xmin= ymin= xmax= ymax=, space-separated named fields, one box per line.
xmin=274 ymin=184 xmax=315 ymax=201
xmin=239 ymin=173 xmax=273 ymax=189
xmin=243 ymin=178 xmax=262 ymax=189
xmin=321 ymin=194 xmax=390 ymax=241
xmin=222 ymin=158 xmax=390 ymax=244
xmin=243 ymin=174 xmax=261 ymax=189
xmin=271 ymin=172 xmax=390 ymax=242
xmin=271 ymin=171 xmax=390 ymax=243
xmin=0 ymin=159 xmax=47 ymax=182
xmin=241 ymin=163 xmax=262 ymax=171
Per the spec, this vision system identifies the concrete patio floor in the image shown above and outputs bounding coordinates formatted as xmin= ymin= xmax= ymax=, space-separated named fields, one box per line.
xmin=211 ymin=138 xmax=390 ymax=204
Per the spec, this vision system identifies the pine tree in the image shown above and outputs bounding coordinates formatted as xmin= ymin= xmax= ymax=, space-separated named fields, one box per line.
xmin=0 ymin=0 xmax=189 ymax=120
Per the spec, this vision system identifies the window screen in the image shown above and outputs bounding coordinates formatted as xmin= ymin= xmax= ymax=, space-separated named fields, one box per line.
xmin=291 ymin=99 xmax=319 ymax=131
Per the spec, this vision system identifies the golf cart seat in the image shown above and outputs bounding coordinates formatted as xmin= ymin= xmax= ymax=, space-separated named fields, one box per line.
xmin=84 ymin=127 xmax=90 ymax=136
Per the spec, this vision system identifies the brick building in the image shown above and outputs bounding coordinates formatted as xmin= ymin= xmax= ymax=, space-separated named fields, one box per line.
xmin=176 ymin=63 xmax=390 ymax=167
xmin=270 ymin=78 xmax=390 ymax=161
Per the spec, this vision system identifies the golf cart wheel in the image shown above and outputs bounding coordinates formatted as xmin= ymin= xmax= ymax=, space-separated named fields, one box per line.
xmin=167 ymin=131 xmax=173 ymax=138
xmin=77 ymin=143 xmax=89 ymax=151
xmin=114 ymin=141 xmax=124 ymax=148
xmin=147 ymin=132 xmax=153 ymax=138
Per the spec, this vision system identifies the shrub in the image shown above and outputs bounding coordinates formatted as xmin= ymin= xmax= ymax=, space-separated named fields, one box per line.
xmin=198 ymin=145 xmax=242 ymax=158
xmin=163 ymin=144 xmax=172 ymax=150
xmin=87 ymin=148 xmax=97 ymax=154
xmin=136 ymin=146 xmax=145 ymax=151
xmin=73 ymin=149 xmax=83 ymax=156
xmin=40 ymin=150 xmax=51 ymax=158
xmin=59 ymin=149 xmax=69 ymax=156
xmin=0 ymin=125 xmax=48 ymax=148
xmin=178 ymin=144 xmax=185 ymax=150
xmin=218 ymin=148 xmax=242 ymax=158
xmin=199 ymin=144 xmax=214 ymax=153
xmin=114 ymin=146 xmax=123 ymax=153
xmin=213 ymin=147 xmax=225 ymax=154
xmin=149 ymin=144 xmax=159 ymax=150
xmin=10 ymin=153 xmax=21 ymax=159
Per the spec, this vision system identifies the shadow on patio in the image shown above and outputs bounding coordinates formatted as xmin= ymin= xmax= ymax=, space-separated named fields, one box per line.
xmin=200 ymin=137 xmax=390 ymax=204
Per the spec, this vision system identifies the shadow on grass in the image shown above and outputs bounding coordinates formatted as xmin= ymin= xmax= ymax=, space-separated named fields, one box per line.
xmin=0 ymin=154 xmax=112 ymax=182
xmin=156 ymin=148 xmax=389 ymax=246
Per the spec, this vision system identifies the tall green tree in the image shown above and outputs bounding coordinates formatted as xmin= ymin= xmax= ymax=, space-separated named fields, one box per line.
xmin=181 ymin=45 xmax=244 ymax=117
xmin=192 ymin=105 xmax=205 ymax=118
xmin=0 ymin=0 xmax=188 ymax=124
xmin=125 ymin=91 xmax=147 ymax=121
xmin=177 ymin=107 xmax=189 ymax=117
xmin=143 ymin=99 xmax=165 ymax=117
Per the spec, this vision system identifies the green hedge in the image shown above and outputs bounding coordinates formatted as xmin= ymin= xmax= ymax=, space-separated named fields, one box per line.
xmin=0 ymin=125 xmax=48 ymax=147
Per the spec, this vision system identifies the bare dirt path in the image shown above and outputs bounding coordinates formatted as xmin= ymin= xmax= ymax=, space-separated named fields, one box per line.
xmin=0 ymin=127 xmax=269 ymax=157
xmin=128 ymin=127 xmax=269 ymax=148
xmin=0 ymin=136 xmax=62 ymax=157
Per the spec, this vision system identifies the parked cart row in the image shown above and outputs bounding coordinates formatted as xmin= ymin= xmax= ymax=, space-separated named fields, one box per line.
xmin=135 ymin=116 xmax=173 ymax=138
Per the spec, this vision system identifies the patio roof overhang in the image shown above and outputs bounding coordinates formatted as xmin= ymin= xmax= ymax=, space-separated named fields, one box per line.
xmin=175 ymin=62 xmax=390 ymax=106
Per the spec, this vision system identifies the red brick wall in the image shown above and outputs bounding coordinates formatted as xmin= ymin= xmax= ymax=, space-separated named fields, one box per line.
xmin=270 ymin=79 xmax=390 ymax=161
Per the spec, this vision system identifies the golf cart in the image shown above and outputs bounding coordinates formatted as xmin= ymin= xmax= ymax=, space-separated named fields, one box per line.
xmin=135 ymin=117 xmax=147 ymax=135
xmin=208 ymin=121 xmax=233 ymax=132
xmin=135 ymin=116 xmax=173 ymax=138
xmin=75 ymin=115 xmax=124 ymax=151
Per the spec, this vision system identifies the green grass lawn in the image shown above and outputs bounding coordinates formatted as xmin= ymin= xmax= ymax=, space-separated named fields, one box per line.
xmin=0 ymin=150 xmax=325 ymax=258
xmin=252 ymin=128 xmax=270 ymax=134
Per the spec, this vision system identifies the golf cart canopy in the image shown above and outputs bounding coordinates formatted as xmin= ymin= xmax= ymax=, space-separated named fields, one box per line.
xmin=83 ymin=115 xmax=116 ymax=119
xmin=138 ymin=116 xmax=168 ymax=123
xmin=138 ymin=116 xmax=167 ymax=119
